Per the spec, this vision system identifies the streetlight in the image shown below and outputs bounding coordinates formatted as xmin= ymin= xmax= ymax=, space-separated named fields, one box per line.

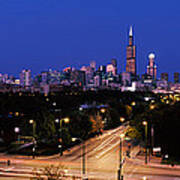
xmin=118 ymin=133 xmax=125 ymax=180
xmin=100 ymin=108 xmax=106 ymax=113
xmin=29 ymin=119 xmax=36 ymax=138
xmin=14 ymin=127 xmax=20 ymax=143
xmin=55 ymin=117 xmax=70 ymax=156
xmin=131 ymin=101 xmax=136 ymax=106
xmin=72 ymin=137 xmax=87 ymax=180
xmin=32 ymin=138 xmax=37 ymax=159
xmin=29 ymin=119 xmax=36 ymax=159
xmin=120 ymin=117 xmax=125 ymax=123
xmin=142 ymin=121 xmax=148 ymax=164
xmin=150 ymin=104 xmax=155 ymax=110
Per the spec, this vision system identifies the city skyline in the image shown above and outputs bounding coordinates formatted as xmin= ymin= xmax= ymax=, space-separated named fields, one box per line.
xmin=0 ymin=0 xmax=180 ymax=80
xmin=1 ymin=2 xmax=180 ymax=179
xmin=0 ymin=26 xmax=167 ymax=79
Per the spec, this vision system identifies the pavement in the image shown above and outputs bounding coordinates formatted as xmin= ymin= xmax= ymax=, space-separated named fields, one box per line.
xmin=129 ymin=145 xmax=180 ymax=171
xmin=1 ymin=125 xmax=180 ymax=180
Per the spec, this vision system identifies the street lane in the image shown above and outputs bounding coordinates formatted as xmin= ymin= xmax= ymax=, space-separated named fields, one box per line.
xmin=1 ymin=124 xmax=180 ymax=179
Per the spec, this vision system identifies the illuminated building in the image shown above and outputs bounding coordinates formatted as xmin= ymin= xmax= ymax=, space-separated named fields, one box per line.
xmin=20 ymin=69 xmax=32 ymax=87
xmin=90 ymin=61 xmax=96 ymax=71
xmin=174 ymin=72 xmax=179 ymax=83
xmin=161 ymin=73 xmax=168 ymax=81
xmin=70 ymin=69 xmax=85 ymax=86
xmin=126 ymin=26 xmax=136 ymax=75
xmin=146 ymin=53 xmax=157 ymax=79
xmin=111 ymin=58 xmax=117 ymax=75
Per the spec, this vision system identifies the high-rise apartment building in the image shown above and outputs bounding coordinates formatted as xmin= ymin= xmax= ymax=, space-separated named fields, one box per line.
xmin=174 ymin=72 xmax=179 ymax=83
xmin=106 ymin=64 xmax=116 ymax=76
xmin=126 ymin=26 xmax=136 ymax=75
xmin=161 ymin=72 xmax=169 ymax=81
xmin=90 ymin=61 xmax=96 ymax=71
xmin=111 ymin=58 xmax=117 ymax=75
xmin=20 ymin=69 xmax=32 ymax=87
xmin=146 ymin=53 xmax=157 ymax=79
xmin=81 ymin=66 xmax=94 ymax=86
xmin=70 ymin=69 xmax=85 ymax=86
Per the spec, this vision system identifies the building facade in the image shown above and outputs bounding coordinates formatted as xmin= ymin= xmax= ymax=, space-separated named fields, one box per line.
xmin=161 ymin=73 xmax=169 ymax=81
xmin=126 ymin=26 xmax=136 ymax=75
xmin=20 ymin=69 xmax=32 ymax=87
xmin=146 ymin=53 xmax=157 ymax=79
xmin=174 ymin=72 xmax=179 ymax=83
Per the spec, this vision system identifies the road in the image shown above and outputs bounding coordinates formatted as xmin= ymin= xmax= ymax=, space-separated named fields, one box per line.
xmin=0 ymin=124 xmax=180 ymax=179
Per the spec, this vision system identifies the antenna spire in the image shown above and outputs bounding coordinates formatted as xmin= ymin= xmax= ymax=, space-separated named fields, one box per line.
xmin=129 ymin=26 xmax=133 ymax=36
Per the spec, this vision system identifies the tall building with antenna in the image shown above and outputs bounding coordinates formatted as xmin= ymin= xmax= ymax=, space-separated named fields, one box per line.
xmin=126 ymin=26 xmax=136 ymax=75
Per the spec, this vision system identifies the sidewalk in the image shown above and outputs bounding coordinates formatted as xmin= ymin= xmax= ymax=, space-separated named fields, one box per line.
xmin=130 ymin=146 xmax=180 ymax=170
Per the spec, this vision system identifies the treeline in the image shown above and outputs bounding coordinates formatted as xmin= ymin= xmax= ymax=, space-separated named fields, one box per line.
xmin=130 ymin=97 xmax=180 ymax=161
xmin=3 ymin=90 xmax=180 ymax=160
xmin=0 ymin=90 xmax=153 ymax=145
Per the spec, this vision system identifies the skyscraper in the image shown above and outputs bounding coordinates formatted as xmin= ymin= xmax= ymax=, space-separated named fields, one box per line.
xmin=20 ymin=69 xmax=32 ymax=87
xmin=111 ymin=58 xmax=117 ymax=75
xmin=90 ymin=61 xmax=96 ymax=71
xmin=146 ymin=53 xmax=157 ymax=80
xmin=174 ymin=72 xmax=179 ymax=83
xmin=161 ymin=73 xmax=169 ymax=81
xmin=126 ymin=26 xmax=136 ymax=75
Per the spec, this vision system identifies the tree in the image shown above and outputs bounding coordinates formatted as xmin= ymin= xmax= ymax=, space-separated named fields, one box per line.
xmin=31 ymin=164 xmax=66 ymax=180
xmin=35 ymin=110 xmax=56 ymax=142
xmin=89 ymin=114 xmax=104 ymax=134
xmin=69 ymin=111 xmax=92 ymax=140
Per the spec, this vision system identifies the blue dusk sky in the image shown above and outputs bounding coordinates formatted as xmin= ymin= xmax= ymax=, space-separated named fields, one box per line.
xmin=0 ymin=0 xmax=180 ymax=79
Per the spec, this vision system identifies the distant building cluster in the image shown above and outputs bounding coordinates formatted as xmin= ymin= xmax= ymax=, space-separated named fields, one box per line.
xmin=0 ymin=26 xmax=179 ymax=94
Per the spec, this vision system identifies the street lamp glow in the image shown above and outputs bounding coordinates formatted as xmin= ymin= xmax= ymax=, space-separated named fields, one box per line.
xmin=63 ymin=117 xmax=70 ymax=123
xmin=29 ymin=119 xmax=34 ymax=124
xmin=14 ymin=127 xmax=20 ymax=133
xmin=72 ymin=137 xmax=77 ymax=142
xmin=142 ymin=121 xmax=147 ymax=126
xmin=120 ymin=117 xmax=125 ymax=122
xmin=15 ymin=112 xmax=19 ymax=116
xmin=55 ymin=119 xmax=59 ymax=123
xmin=150 ymin=105 xmax=155 ymax=110
xmin=52 ymin=102 xmax=56 ymax=106
xmin=120 ymin=134 xmax=125 ymax=139
xmin=79 ymin=107 xmax=83 ymax=111
xmin=100 ymin=108 xmax=106 ymax=113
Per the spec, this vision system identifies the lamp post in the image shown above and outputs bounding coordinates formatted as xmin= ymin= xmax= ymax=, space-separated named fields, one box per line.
xmin=118 ymin=133 xmax=125 ymax=180
xmin=29 ymin=119 xmax=36 ymax=138
xmin=14 ymin=127 xmax=20 ymax=143
xmin=151 ymin=124 xmax=154 ymax=156
xmin=149 ymin=105 xmax=155 ymax=158
xmin=120 ymin=117 xmax=125 ymax=123
xmin=55 ymin=117 xmax=70 ymax=156
xmin=143 ymin=121 xmax=148 ymax=164
xmin=72 ymin=137 xmax=87 ymax=180
xmin=29 ymin=120 xmax=36 ymax=159
xmin=32 ymin=138 xmax=37 ymax=159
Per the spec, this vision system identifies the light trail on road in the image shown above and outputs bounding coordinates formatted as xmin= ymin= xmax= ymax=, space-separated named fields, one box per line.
xmin=1 ymin=124 xmax=180 ymax=180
